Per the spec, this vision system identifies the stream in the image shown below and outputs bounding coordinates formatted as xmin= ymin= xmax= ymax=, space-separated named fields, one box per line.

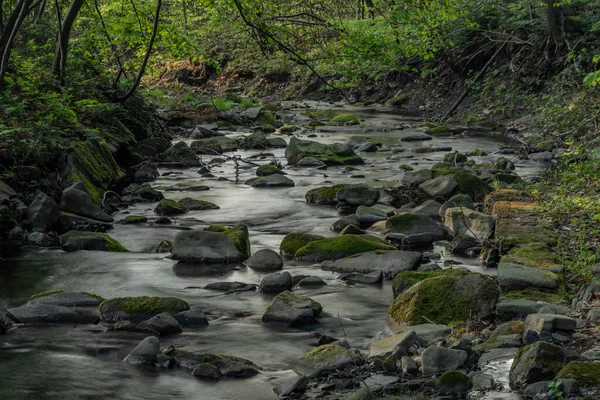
xmin=0 ymin=103 xmax=543 ymax=399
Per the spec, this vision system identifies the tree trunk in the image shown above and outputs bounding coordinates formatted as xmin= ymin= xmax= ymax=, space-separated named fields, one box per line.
xmin=0 ymin=0 xmax=26 ymax=56
xmin=51 ymin=0 xmax=83 ymax=83
xmin=365 ymin=0 xmax=374 ymax=19
xmin=34 ymin=0 xmax=47 ymax=25
xmin=0 ymin=0 xmax=32 ymax=88
xmin=544 ymin=0 xmax=566 ymax=46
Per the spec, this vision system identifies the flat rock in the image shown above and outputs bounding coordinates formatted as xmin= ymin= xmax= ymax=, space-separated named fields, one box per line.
xmin=7 ymin=303 xmax=99 ymax=324
xmin=419 ymin=175 xmax=458 ymax=198
xmin=320 ymin=251 xmax=421 ymax=277
xmin=369 ymin=331 xmax=417 ymax=359
xmin=339 ymin=271 xmax=383 ymax=284
xmin=171 ymin=230 xmax=240 ymax=263
xmin=496 ymin=300 xmax=548 ymax=321
xmin=498 ymin=262 xmax=560 ymax=292
xmin=28 ymin=292 xmax=102 ymax=307
xmin=396 ymin=324 xmax=452 ymax=345
xmin=421 ymin=346 xmax=467 ymax=375
xmin=292 ymin=344 xmax=361 ymax=378
xmin=251 ymin=174 xmax=295 ymax=187
xmin=167 ymin=349 xmax=260 ymax=378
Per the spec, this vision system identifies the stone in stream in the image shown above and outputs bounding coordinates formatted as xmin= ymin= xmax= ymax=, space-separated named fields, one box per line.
xmin=355 ymin=205 xmax=387 ymax=228
xmin=498 ymin=262 xmax=560 ymax=292
xmin=291 ymin=344 xmax=361 ymax=378
xmin=106 ymin=320 xmax=152 ymax=333
xmin=173 ymin=310 xmax=209 ymax=327
xmin=509 ymin=341 xmax=582 ymax=389
xmin=392 ymin=269 xmax=469 ymax=298
xmin=385 ymin=212 xmax=448 ymax=246
xmin=336 ymin=185 xmax=379 ymax=207
xmin=420 ymin=346 xmax=468 ymax=375
xmin=154 ymin=199 xmax=187 ymax=215
xmin=450 ymin=235 xmax=479 ymax=255
xmin=523 ymin=313 xmax=576 ymax=344
xmin=293 ymin=234 xmax=396 ymax=262
xmin=339 ymin=271 xmax=383 ymax=284
xmin=400 ymin=134 xmax=432 ymax=142
xmin=262 ymin=290 xmax=322 ymax=326
xmin=279 ymin=233 xmax=325 ymax=258
xmin=26 ymin=192 xmax=61 ymax=232
xmin=204 ymin=224 xmax=251 ymax=261
xmin=399 ymin=199 xmax=442 ymax=219
xmin=178 ymin=197 xmax=219 ymax=210
xmin=259 ymin=271 xmax=293 ymax=294
xmin=419 ymin=175 xmax=458 ymax=198
xmin=123 ymin=336 xmax=160 ymax=365
xmin=138 ymin=312 xmax=183 ymax=335
xmin=6 ymin=303 xmax=100 ymax=324
xmin=59 ymin=184 xmax=114 ymax=222
xmin=99 ymin=296 xmax=190 ymax=323
xmin=297 ymin=276 xmax=327 ymax=287
xmin=28 ymin=291 xmax=102 ymax=307
xmin=296 ymin=157 xmax=327 ymax=168
xmin=401 ymin=169 xmax=433 ymax=185
xmin=368 ymin=331 xmax=417 ymax=359
xmin=444 ymin=207 xmax=495 ymax=241
xmin=251 ymin=174 xmax=295 ymax=188
xmin=243 ymin=249 xmax=283 ymax=271
xmin=340 ymin=224 xmax=364 ymax=235
xmin=439 ymin=194 xmax=474 ymax=217
xmin=438 ymin=370 xmax=472 ymax=397
xmin=331 ymin=214 xmax=361 ymax=232
xmin=305 ymin=184 xmax=353 ymax=205
xmin=285 ymin=137 xmax=364 ymax=166
xmin=60 ymin=231 xmax=128 ymax=252
xmin=161 ymin=141 xmax=201 ymax=167
xmin=165 ymin=349 xmax=260 ymax=378
xmin=255 ymin=164 xmax=284 ymax=176
xmin=470 ymin=372 xmax=495 ymax=391
xmin=203 ymin=281 xmax=256 ymax=292
xmin=321 ymin=251 xmax=421 ymax=278
xmin=171 ymin=230 xmax=241 ymax=263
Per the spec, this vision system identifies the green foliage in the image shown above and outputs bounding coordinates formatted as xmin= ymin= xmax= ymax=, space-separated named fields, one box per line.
xmin=212 ymin=97 xmax=235 ymax=112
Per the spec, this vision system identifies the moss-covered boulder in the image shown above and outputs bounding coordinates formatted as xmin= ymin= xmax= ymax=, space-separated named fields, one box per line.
xmin=190 ymin=136 xmax=239 ymax=154
xmin=120 ymin=215 xmax=148 ymax=224
xmin=154 ymin=199 xmax=187 ymax=215
xmin=60 ymin=231 xmax=128 ymax=252
xmin=443 ymin=152 xmax=468 ymax=164
xmin=305 ymin=184 xmax=355 ymax=205
xmin=285 ymin=137 xmax=364 ymax=166
xmin=509 ymin=341 xmax=582 ymax=389
xmin=262 ymin=290 xmax=322 ymax=326
xmin=166 ymin=349 xmax=260 ymax=378
xmin=279 ymin=233 xmax=324 ymax=257
xmin=438 ymin=370 xmax=472 ymax=397
xmin=385 ymin=213 xmax=447 ymax=245
xmin=279 ymin=125 xmax=299 ymax=133
xmin=425 ymin=125 xmax=453 ymax=135
xmin=451 ymin=171 xmax=492 ymax=202
xmin=60 ymin=138 xmax=125 ymax=204
xmin=392 ymin=269 xmax=469 ymax=298
xmin=294 ymin=234 xmax=396 ymax=262
xmin=256 ymin=164 xmax=284 ymax=176
xmin=99 ymin=296 xmax=190 ymax=323
xmin=330 ymin=113 xmax=360 ymax=125
xmin=468 ymin=149 xmax=487 ymax=156
xmin=555 ymin=361 xmax=600 ymax=388
xmin=179 ymin=198 xmax=219 ymax=211
xmin=431 ymin=163 xmax=468 ymax=178
xmin=205 ymin=224 xmax=250 ymax=260
xmin=387 ymin=272 xmax=499 ymax=329
xmin=386 ymin=94 xmax=408 ymax=106
xmin=292 ymin=344 xmax=362 ymax=378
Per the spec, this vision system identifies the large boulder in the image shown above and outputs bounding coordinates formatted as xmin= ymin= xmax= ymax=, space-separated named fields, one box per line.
xmin=336 ymin=186 xmax=379 ymax=208
xmin=59 ymin=184 xmax=113 ymax=222
xmin=166 ymin=349 xmax=260 ymax=378
xmin=444 ymin=207 xmax=495 ymax=241
xmin=293 ymin=234 xmax=396 ymax=262
xmin=355 ymin=206 xmax=388 ymax=228
xmin=260 ymin=271 xmax=293 ymax=294
xmin=123 ymin=336 xmax=160 ymax=365
xmin=262 ymin=291 xmax=322 ymax=326
xmin=291 ymin=344 xmax=361 ymax=377
xmin=280 ymin=233 xmax=324 ymax=258
xmin=243 ymin=249 xmax=283 ymax=271
xmin=154 ymin=199 xmax=187 ymax=215
xmin=392 ymin=269 xmax=469 ymax=298
xmin=421 ymin=346 xmax=468 ymax=375
xmin=205 ymin=225 xmax=251 ymax=261
xmin=320 ymin=251 xmax=422 ymax=278
xmin=171 ymin=230 xmax=241 ymax=263
xmin=385 ymin=213 xmax=447 ymax=246
xmin=498 ymin=262 xmax=560 ymax=292
xmin=138 ymin=312 xmax=183 ymax=335
xmin=555 ymin=361 xmax=600 ymax=388
xmin=509 ymin=341 xmax=582 ymax=389
xmin=439 ymin=194 xmax=474 ymax=217
xmin=285 ymin=137 xmax=364 ymax=166
xmin=60 ymin=231 xmax=128 ymax=252
xmin=387 ymin=272 xmax=499 ymax=329
xmin=99 ymin=296 xmax=190 ymax=323
xmin=419 ymin=175 xmax=458 ymax=198
xmin=162 ymin=141 xmax=201 ymax=166
xmin=26 ymin=192 xmax=61 ymax=232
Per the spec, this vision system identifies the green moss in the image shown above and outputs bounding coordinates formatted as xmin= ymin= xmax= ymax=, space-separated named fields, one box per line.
xmin=330 ymin=113 xmax=360 ymax=125
xmin=431 ymin=163 xmax=467 ymax=178
xmin=267 ymin=290 xmax=323 ymax=316
xmin=305 ymin=344 xmax=346 ymax=361
xmin=340 ymin=224 xmax=363 ymax=235
xmin=120 ymin=215 xmax=148 ymax=224
xmin=280 ymin=233 xmax=324 ymax=257
xmin=386 ymin=94 xmax=408 ymax=106
xmin=206 ymin=224 xmax=250 ymax=260
xmin=99 ymin=296 xmax=189 ymax=316
xmin=504 ymin=244 xmax=559 ymax=271
xmin=511 ymin=341 xmax=568 ymax=383
xmin=154 ymin=199 xmax=186 ymax=215
xmin=399 ymin=164 xmax=414 ymax=171
xmin=536 ymin=140 xmax=554 ymax=151
xmin=28 ymin=289 xmax=65 ymax=302
xmin=64 ymin=171 xmax=103 ymax=204
xmin=500 ymin=289 xmax=566 ymax=304
xmin=556 ymin=362 xmax=600 ymax=387
xmin=383 ymin=355 xmax=398 ymax=372
xmin=492 ymin=321 xmax=525 ymax=337
xmin=261 ymin=103 xmax=280 ymax=112
xmin=81 ymin=292 xmax=106 ymax=302
xmin=385 ymin=213 xmax=417 ymax=230
xmin=443 ymin=152 xmax=468 ymax=164
xmin=305 ymin=184 xmax=355 ymax=205
xmin=294 ymin=234 xmax=396 ymax=261
xmin=257 ymin=110 xmax=276 ymax=126
xmin=306 ymin=120 xmax=325 ymax=129
xmin=468 ymin=149 xmax=488 ymax=156
xmin=205 ymin=225 xmax=227 ymax=233
xmin=452 ymin=171 xmax=492 ymax=202
xmin=256 ymin=165 xmax=282 ymax=176
xmin=102 ymin=233 xmax=129 ymax=252
xmin=438 ymin=370 xmax=472 ymax=388
xmin=280 ymin=125 xmax=299 ymax=133
xmin=392 ymin=269 xmax=469 ymax=297
xmin=425 ymin=125 xmax=452 ymax=135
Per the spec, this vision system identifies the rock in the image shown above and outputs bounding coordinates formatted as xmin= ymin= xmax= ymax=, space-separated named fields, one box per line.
xmin=497 ymin=300 xmax=548 ymax=321
xmin=243 ymin=249 xmax=283 ymax=271
xmin=340 ymin=224 xmax=364 ymax=235
xmin=106 ymin=320 xmax=152 ymax=333
xmin=396 ymin=324 xmax=452 ymax=345
xmin=166 ymin=349 xmax=260 ymax=378
xmin=439 ymin=194 xmax=474 ymax=217
xmin=438 ymin=370 xmax=472 ymax=397
xmin=401 ymin=134 xmax=432 ymax=142
xmin=178 ymin=197 xmax=219 ymax=210
xmin=276 ymin=375 xmax=309 ymax=396
xmin=191 ymin=136 xmax=239 ymax=154
xmin=60 ymin=231 xmax=128 ymax=252
xmin=99 ymin=296 xmax=190 ymax=323
xmin=361 ymin=375 xmax=399 ymax=392
xmin=385 ymin=213 xmax=447 ymax=246
xmin=369 ymin=331 xmax=417 ymax=359
xmin=450 ymin=235 xmax=479 ymax=254
xmin=162 ymin=141 xmax=200 ymax=167
xmin=286 ymin=137 xmax=364 ymax=166
xmin=321 ymin=251 xmax=421 ymax=278
xmin=331 ymin=214 xmax=361 ymax=232
xmin=401 ymin=199 xmax=443 ymax=219
xmin=444 ymin=207 xmax=495 ymax=241
xmin=138 ymin=312 xmax=183 ymax=335
xmin=154 ymin=199 xmax=187 ymax=215
xmin=291 ymin=344 xmax=361 ymax=377
xmin=171 ymin=230 xmax=241 ymax=263
xmin=582 ymin=347 xmax=600 ymax=361
xmin=293 ymin=234 xmax=396 ymax=262
xmin=339 ymin=271 xmax=383 ymax=284
xmin=28 ymin=291 xmax=102 ymax=307
xmin=509 ymin=341 xmax=582 ymax=389
xmin=306 ymin=184 xmax=353 ymax=205
xmin=555 ymin=361 xmax=600 ymax=388
xmin=205 ymin=224 xmax=251 ymax=260
xmin=59 ymin=184 xmax=114 ymax=222
xmin=523 ymin=314 xmax=577 ymax=344
xmin=355 ymin=205 xmax=388 ymax=228
xmin=392 ymin=269 xmax=469 ymax=298
xmin=336 ymin=186 xmax=379 ymax=207
xmin=529 ymin=151 xmax=553 ymax=162
xmin=120 ymin=215 xmax=147 ymax=224
xmin=280 ymin=233 xmax=324 ymax=257
xmin=498 ymin=262 xmax=560 ymax=292
xmin=26 ymin=192 xmax=61 ymax=232
xmin=388 ymin=272 xmax=499 ymax=329
xmin=421 ymin=346 xmax=468 ymax=375
xmin=297 ymin=276 xmax=327 ymax=287
xmin=6 ymin=303 xmax=99 ymax=324
xmin=402 ymin=169 xmax=433 ymax=185
xmin=419 ymin=175 xmax=458 ymax=198
xmin=0 ymin=180 xmax=16 ymax=201
xmin=255 ymin=164 xmax=284 ymax=176
xmin=471 ymin=372 xmax=494 ymax=391
xmin=260 ymin=271 xmax=293 ymax=294
xmin=296 ymin=157 xmax=327 ymax=168
xmin=262 ymin=290 xmax=322 ymax=325
xmin=251 ymin=174 xmax=295 ymax=187
xmin=123 ymin=336 xmax=160 ymax=365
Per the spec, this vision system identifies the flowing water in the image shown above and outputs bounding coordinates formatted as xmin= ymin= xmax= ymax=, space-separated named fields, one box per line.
xmin=0 ymin=103 xmax=541 ymax=399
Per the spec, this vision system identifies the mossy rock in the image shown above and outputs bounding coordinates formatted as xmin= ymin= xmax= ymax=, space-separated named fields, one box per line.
xmin=60 ymin=231 xmax=128 ymax=252
xmin=399 ymin=164 xmax=414 ymax=171
xmin=504 ymin=243 xmax=559 ymax=272
xmin=28 ymin=290 xmax=66 ymax=302
xmin=443 ymin=152 xmax=468 ymax=164
xmin=206 ymin=224 xmax=251 ymax=261
xmin=468 ymin=149 xmax=487 ymax=156
xmin=305 ymin=184 xmax=356 ymax=205
xmin=499 ymin=289 xmax=566 ymax=304
xmin=99 ymin=296 xmax=190 ymax=322
xmin=392 ymin=269 xmax=469 ymax=298
xmin=292 ymin=343 xmax=361 ymax=378
xmin=166 ymin=349 xmax=261 ymax=378
xmin=154 ymin=199 xmax=187 ymax=215
xmin=425 ymin=125 xmax=452 ymax=135
xmin=438 ymin=370 xmax=472 ymax=396
xmin=294 ymin=234 xmax=396 ymax=262
xmin=535 ymin=140 xmax=554 ymax=152
xmin=388 ymin=272 xmax=499 ymax=328
xmin=555 ymin=361 xmax=600 ymax=387
xmin=280 ymin=125 xmax=299 ymax=133
xmin=155 ymin=240 xmax=173 ymax=253
xmin=286 ymin=137 xmax=363 ymax=166
xmin=261 ymin=103 xmax=280 ymax=113
xmin=452 ymin=171 xmax=492 ymax=202
xmin=120 ymin=215 xmax=148 ymax=224
xmin=280 ymin=233 xmax=325 ymax=257
xmin=431 ymin=163 xmax=468 ymax=178
xmin=330 ymin=113 xmax=360 ymax=125
xmin=386 ymin=94 xmax=408 ymax=106
xmin=491 ymin=321 xmax=525 ymax=337
xmin=340 ymin=224 xmax=364 ymax=235
xmin=256 ymin=164 xmax=283 ymax=176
